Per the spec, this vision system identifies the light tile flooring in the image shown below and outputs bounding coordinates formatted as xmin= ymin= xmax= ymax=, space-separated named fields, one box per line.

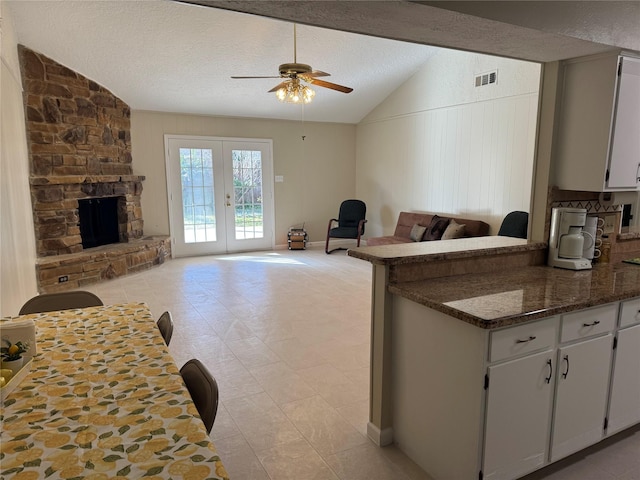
xmin=87 ymin=247 xmax=640 ymax=480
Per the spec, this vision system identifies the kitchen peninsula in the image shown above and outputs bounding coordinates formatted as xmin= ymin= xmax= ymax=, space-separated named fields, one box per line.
xmin=349 ymin=237 xmax=640 ymax=480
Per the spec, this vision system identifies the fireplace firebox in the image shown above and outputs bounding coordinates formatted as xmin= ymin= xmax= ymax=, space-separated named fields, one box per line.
xmin=78 ymin=197 xmax=121 ymax=249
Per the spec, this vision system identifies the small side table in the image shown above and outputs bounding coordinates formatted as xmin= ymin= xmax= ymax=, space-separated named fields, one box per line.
xmin=287 ymin=228 xmax=307 ymax=250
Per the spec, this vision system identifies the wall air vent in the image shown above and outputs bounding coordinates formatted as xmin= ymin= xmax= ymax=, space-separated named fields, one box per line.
xmin=475 ymin=70 xmax=498 ymax=87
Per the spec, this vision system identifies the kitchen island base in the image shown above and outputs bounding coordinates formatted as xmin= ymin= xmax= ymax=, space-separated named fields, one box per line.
xmin=390 ymin=294 xmax=640 ymax=480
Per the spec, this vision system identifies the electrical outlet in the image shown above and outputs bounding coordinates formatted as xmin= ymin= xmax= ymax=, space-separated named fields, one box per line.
xmin=58 ymin=275 xmax=68 ymax=283
xmin=602 ymin=214 xmax=617 ymax=235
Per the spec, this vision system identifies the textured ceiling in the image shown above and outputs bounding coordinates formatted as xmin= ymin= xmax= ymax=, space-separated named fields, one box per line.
xmin=6 ymin=0 xmax=440 ymax=123
xmin=8 ymin=0 xmax=633 ymax=124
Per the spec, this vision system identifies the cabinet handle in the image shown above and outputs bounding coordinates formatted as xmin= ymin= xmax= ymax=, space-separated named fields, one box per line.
xmin=515 ymin=335 xmax=537 ymax=344
xmin=545 ymin=359 xmax=553 ymax=384
xmin=562 ymin=355 xmax=570 ymax=379
xmin=582 ymin=320 xmax=600 ymax=327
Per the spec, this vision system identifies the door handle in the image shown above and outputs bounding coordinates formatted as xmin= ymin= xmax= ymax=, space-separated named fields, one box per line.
xmin=516 ymin=335 xmax=536 ymax=344
xmin=545 ymin=359 xmax=553 ymax=384
xmin=562 ymin=355 xmax=570 ymax=379
xmin=582 ymin=320 xmax=600 ymax=327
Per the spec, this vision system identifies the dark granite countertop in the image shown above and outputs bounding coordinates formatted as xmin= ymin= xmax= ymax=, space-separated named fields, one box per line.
xmin=389 ymin=263 xmax=640 ymax=329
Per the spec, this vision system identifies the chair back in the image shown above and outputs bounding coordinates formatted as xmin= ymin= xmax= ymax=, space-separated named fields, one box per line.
xmin=180 ymin=359 xmax=219 ymax=434
xmin=338 ymin=199 xmax=367 ymax=234
xmin=157 ymin=311 xmax=174 ymax=346
xmin=19 ymin=291 xmax=104 ymax=315
xmin=498 ymin=211 xmax=529 ymax=239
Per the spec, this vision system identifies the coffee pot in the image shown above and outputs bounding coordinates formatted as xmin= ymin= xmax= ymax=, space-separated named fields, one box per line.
xmin=548 ymin=207 xmax=592 ymax=270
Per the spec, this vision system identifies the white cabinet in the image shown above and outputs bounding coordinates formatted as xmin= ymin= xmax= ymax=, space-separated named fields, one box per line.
xmin=483 ymin=350 xmax=555 ymax=480
xmin=608 ymin=57 xmax=640 ymax=189
xmin=608 ymin=297 xmax=640 ymax=435
xmin=608 ymin=324 xmax=640 ymax=435
xmin=555 ymin=54 xmax=640 ymax=192
xmin=391 ymin=295 xmax=639 ymax=480
xmin=550 ymin=335 xmax=613 ymax=461
xmin=619 ymin=296 xmax=640 ymax=327
xmin=483 ymin=305 xmax=616 ymax=479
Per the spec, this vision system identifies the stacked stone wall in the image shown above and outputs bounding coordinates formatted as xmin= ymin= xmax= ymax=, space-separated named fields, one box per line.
xmin=19 ymin=45 xmax=144 ymax=257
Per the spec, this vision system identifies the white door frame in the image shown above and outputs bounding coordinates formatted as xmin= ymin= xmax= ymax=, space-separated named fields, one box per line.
xmin=164 ymin=134 xmax=275 ymax=257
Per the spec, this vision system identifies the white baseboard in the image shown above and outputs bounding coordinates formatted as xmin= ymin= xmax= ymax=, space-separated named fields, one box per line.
xmin=367 ymin=422 xmax=393 ymax=446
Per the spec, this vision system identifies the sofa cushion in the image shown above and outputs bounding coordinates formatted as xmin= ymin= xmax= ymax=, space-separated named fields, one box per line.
xmin=460 ymin=218 xmax=490 ymax=238
xmin=409 ymin=224 xmax=427 ymax=242
xmin=366 ymin=236 xmax=410 ymax=246
xmin=441 ymin=219 xmax=466 ymax=240
xmin=393 ymin=212 xmax=435 ymax=239
xmin=423 ymin=215 xmax=450 ymax=241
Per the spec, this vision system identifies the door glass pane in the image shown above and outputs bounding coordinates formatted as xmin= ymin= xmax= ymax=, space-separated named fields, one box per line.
xmin=180 ymin=148 xmax=216 ymax=243
xmin=232 ymin=149 xmax=264 ymax=240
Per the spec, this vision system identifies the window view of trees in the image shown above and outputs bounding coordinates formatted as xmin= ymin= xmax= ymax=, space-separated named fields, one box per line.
xmin=180 ymin=148 xmax=216 ymax=243
xmin=232 ymin=150 xmax=263 ymax=239
xmin=179 ymin=148 xmax=264 ymax=243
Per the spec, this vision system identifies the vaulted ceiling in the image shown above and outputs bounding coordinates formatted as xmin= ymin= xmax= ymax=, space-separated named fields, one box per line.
xmin=7 ymin=1 xmax=637 ymax=124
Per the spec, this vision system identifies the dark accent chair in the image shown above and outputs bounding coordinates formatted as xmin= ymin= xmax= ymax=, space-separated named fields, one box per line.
xmin=19 ymin=291 xmax=104 ymax=315
xmin=180 ymin=359 xmax=219 ymax=434
xmin=157 ymin=311 xmax=174 ymax=347
xmin=497 ymin=211 xmax=529 ymax=239
xmin=325 ymin=199 xmax=367 ymax=254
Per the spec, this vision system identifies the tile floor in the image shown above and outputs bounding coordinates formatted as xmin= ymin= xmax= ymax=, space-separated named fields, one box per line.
xmin=87 ymin=247 xmax=640 ymax=480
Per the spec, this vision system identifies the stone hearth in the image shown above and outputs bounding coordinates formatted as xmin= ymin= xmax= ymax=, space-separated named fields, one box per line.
xmin=19 ymin=46 xmax=170 ymax=292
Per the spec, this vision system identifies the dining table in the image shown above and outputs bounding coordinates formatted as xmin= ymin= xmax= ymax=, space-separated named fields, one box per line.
xmin=0 ymin=302 xmax=229 ymax=480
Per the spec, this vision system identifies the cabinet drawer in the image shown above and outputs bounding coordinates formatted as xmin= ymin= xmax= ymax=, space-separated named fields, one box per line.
xmin=620 ymin=297 xmax=640 ymax=328
xmin=490 ymin=317 xmax=559 ymax=362
xmin=560 ymin=303 xmax=617 ymax=343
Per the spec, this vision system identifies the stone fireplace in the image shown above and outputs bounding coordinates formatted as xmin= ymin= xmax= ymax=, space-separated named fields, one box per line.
xmin=20 ymin=46 xmax=170 ymax=293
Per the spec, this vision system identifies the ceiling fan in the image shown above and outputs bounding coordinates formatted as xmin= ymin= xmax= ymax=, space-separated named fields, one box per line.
xmin=231 ymin=24 xmax=353 ymax=104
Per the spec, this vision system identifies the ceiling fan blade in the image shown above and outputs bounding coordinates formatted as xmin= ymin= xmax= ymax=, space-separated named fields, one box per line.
xmin=231 ymin=75 xmax=282 ymax=79
xmin=304 ymin=78 xmax=353 ymax=93
xmin=268 ymin=81 xmax=289 ymax=93
xmin=306 ymin=70 xmax=331 ymax=78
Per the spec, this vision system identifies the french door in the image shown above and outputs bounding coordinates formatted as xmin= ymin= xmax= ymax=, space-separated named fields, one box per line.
xmin=165 ymin=135 xmax=274 ymax=257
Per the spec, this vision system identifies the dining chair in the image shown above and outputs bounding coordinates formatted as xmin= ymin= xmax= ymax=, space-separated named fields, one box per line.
xmin=497 ymin=211 xmax=529 ymax=239
xmin=156 ymin=311 xmax=174 ymax=346
xmin=180 ymin=359 xmax=219 ymax=434
xmin=19 ymin=291 xmax=104 ymax=315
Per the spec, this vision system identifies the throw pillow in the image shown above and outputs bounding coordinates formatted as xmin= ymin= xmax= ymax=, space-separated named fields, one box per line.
xmin=423 ymin=215 xmax=451 ymax=241
xmin=441 ymin=219 xmax=466 ymax=240
xmin=409 ymin=223 xmax=427 ymax=242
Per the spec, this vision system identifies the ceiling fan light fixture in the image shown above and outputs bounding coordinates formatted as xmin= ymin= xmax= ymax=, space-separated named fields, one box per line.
xmin=276 ymin=79 xmax=315 ymax=104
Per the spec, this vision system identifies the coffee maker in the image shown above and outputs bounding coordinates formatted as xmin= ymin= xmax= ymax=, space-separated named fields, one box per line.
xmin=548 ymin=207 xmax=593 ymax=270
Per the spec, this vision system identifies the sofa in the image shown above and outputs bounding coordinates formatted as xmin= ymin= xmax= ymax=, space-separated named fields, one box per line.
xmin=366 ymin=211 xmax=490 ymax=246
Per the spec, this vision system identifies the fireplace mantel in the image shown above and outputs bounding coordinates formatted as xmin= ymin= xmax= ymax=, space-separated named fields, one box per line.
xmin=30 ymin=175 xmax=146 ymax=186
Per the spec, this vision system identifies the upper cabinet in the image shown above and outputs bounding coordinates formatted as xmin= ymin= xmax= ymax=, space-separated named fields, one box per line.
xmin=554 ymin=54 xmax=640 ymax=192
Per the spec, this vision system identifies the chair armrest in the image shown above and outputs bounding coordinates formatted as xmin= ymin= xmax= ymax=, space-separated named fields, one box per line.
xmin=327 ymin=218 xmax=339 ymax=231
xmin=358 ymin=219 xmax=368 ymax=234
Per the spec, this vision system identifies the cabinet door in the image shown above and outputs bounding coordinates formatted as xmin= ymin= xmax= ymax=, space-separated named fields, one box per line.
xmin=619 ymin=297 xmax=640 ymax=328
xmin=550 ymin=334 xmax=613 ymax=462
xmin=483 ymin=350 xmax=554 ymax=480
xmin=608 ymin=324 xmax=640 ymax=435
xmin=608 ymin=57 xmax=640 ymax=189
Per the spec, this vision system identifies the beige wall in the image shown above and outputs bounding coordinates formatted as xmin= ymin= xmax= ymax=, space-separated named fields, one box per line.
xmin=0 ymin=1 xmax=38 ymax=316
xmin=131 ymin=111 xmax=356 ymax=246
xmin=356 ymin=49 xmax=541 ymax=237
